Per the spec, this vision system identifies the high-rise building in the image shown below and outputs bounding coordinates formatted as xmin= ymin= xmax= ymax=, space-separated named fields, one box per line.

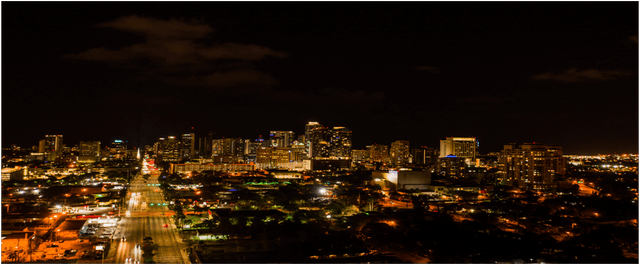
xmin=329 ymin=127 xmax=352 ymax=158
xmin=157 ymin=136 xmax=182 ymax=163
xmin=309 ymin=126 xmax=330 ymax=158
xmin=198 ymin=132 xmax=217 ymax=158
xmin=351 ymin=149 xmax=368 ymax=162
xmin=290 ymin=142 xmax=307 ymax=162
xmin=43 ymin=135 xmax=63 ymax=152
xmin=181 ymin=133 xmax=195 ymax=160
xmin=439 ymin=137 xmax=478 ymax=163
xmin=78 ymin=141 xmax=101 ymax=163
xmin=305 ymin=122 xmax=323 ymax=157
xmin=499 ymin=143 xmax=567 ymax=190
xmin=212 ymin=138 xmax=243 ymax=156
xmin=256 ymin=146 xmax=274 ymax=168
xmin=41 ymin=135 xmax=63 ymax=161
xmin=390 ymin=140 xmax=411 ymax=167
xmin=367 ymin=144 xmax=389 ymax=163
xmin=109 ymin=140 xmax=129 ymax=160
xmin=269 ymin=131 xmax=295 ymax=148
xmin=412 ymin=146 xmax=438 ymax=166
xmin=79 ymin=141 xmax=101 ymax=157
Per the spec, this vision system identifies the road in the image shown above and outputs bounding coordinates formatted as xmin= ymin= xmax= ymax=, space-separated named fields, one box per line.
xmin=106 ymin=170 xmax=189 ymax=264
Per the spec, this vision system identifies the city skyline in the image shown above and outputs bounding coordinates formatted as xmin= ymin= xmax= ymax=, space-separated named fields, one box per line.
xmin=2 ymin=2 xmax=638 ymax=154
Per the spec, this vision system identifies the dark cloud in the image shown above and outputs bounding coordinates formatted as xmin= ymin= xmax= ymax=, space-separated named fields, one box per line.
xmin=165 ymin=69 xmax=279 ymax=88
xmin=532 ymin=68 xmax=633 ymax=82
xmin=63 ymin=15 xmax=287 ymax=87
xmin=415 ymin=66 xmax=440 ymax=74
xmin=97 ymin=15 xmax=213 ymax=40
xmin=457 ymin=95 xmax=503 ymax=104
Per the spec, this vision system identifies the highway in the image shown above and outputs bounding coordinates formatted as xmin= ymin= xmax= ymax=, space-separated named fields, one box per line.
xmin=106 ymin=169 xmax=189 ymax=264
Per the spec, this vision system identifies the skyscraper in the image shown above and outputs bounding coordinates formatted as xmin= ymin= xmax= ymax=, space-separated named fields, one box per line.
xmin=157 ymin=136 xmax=182 ymax=163
xmin=79 ymin=141 xmax=101 ymax=157
xmin=411 ymin=146 xmax=438 ymax=166
xmin=499 ymin=143 xmax=566 ymax=190
xmin=305 ymin=122 xmax=323 ymax=157
xmin=181 ymin=133 xmax=195 ymax=160
xmin=439 ymin=137 xmax=478 ymax=164
xmin=42 ymin=135 xmax=63 ymax=161
xmin=367 ymin=144 xmax=389 ymax=163
xmin=329 ymin=127 xmax=352 ymax=158
xmin=390 ymin=140 xmax=411 ymax=167
xmin=44 ymin=135 xmax=63 ymax=152
xmin=269 ymin=131 xmax=295 ymax=148
xmin=309 ymin=126 xmax=330 ymax=158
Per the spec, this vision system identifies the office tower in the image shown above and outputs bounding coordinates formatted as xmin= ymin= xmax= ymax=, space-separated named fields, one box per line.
xmin=157 ymin=136 xmax=182 ymax=162
xmin=290 ymin=142 xmax=307 ymax=162
xmin=305 ymin=122 xmax=323 ymax=157
xmin=439 ymin=137 xmax=478 ymax=165
xmin=367 ymin=144 xmax=389 ymax=163
xmin=499 ymin=143 xmax=567 ymax=190
xmin=269 ymin=131 xmax=295 ymax=148
xmin=212 ymin=138 xmax=244 ymax=156
xmin=412 ymin=146 xmax=438 ymax=165
xmin=244 ymin=138 xmax=264 ymax=155
xmin=44 ymin=135 xmax=63 ymax=152
xmin=181 ymin=133 xmax=195 ymax=160
xmin=310 ymin=127 xmax=331 ymax=158
xmin=198 ymin=132 xmax=216 ymax=158
xmin=109 ymin=140 xmax=128 ymax=160
xmin=390 ymin=140 xmax=411 ymax=167
xmin=79 ymin=141 xmax=101 ymax=157
xmin=351 ymin=149 xmax=368 ymax=162
xmin=329 ymin=127 xmax=352 ymax=158
xmin=41 ymin=135 xmax=63 ymax=161
xmin=256 ymin=146 xmax=274 ymax=168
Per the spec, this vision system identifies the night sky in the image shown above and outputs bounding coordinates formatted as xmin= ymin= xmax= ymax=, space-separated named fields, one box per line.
xmin=2 ymin=2 xmax=638 ymax=154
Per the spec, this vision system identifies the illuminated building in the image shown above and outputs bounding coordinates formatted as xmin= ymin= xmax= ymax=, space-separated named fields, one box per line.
xmin=107 ymin=139 xmax=130 ymax=160
xmin=2 ymin=167 xmax=24 ymax=181
xmin=439 ymin=137 xmax=478 ymax=165
xmin=412 ymin=146 xmax=438 ymax=165
xmin=40 ymin=135 xmax=63 ymax=161
xmin=274 ymin=147 xmax=292 ymax=164
xmin=367 ymin=144 xmax=389 ymax=163
xmin=351 ymin=149 xmax=368 ymax=162
xmin=499 ymin=143 xmax=567 ymax=190
xmin=305 ymin=122 xmax=323 ymax=157
xmin=309 ymin=126 xmax=330 ymax=158
xmin=256 ymin=146 xmax=274 ymax=168
xmin=79 ymin=141 xmax=100 ymax=157
xmin=390 ymin=140 xmax=410 ymax=167
xmin=329 ymin=127 xmax=352 ymax=158
xmin=212 ymin=138 xmax=244 ymax=157
xmin=198 ymin=132 xmax=216 ymax=158
xmin=371 ymin=170 xmax=431 ymax=191
xmin=78 ymin=141 xmax=101 ymax=163
xmin=181 ymin=133 xmax=195 ymax=160
xmin=290 ymin=142 xmax=307 ymax=162
xmin=156 ymin=136 xmax=182 ymax=163
xmin=269 ymin=131 xmax=295 ymax=147
xmin=437 ymin=156 xmax=467 ymax=177
xmin=44 ymin=135 xmax=64 ymax=152
xmin=170 ymin=163 xmax=255 ymax=174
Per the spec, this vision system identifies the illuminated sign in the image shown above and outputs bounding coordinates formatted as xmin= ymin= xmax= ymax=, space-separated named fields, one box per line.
xmin=114 ymin=140 xmax=123 ymax=143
